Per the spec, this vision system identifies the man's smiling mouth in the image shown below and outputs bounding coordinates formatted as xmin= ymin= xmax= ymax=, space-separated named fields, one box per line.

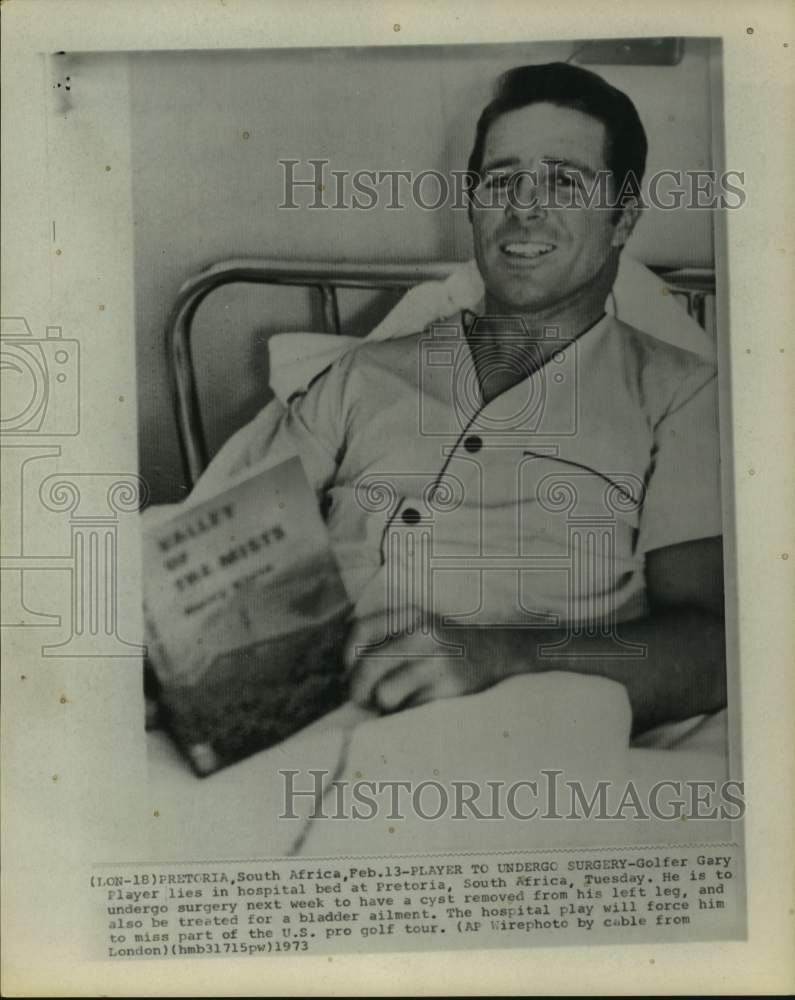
xmin=500 ymin=240 xmax=556 ymax=260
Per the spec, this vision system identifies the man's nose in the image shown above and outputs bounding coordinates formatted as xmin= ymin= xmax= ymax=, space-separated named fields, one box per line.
xmin=505 ymin=172 xmax=547 ymax=223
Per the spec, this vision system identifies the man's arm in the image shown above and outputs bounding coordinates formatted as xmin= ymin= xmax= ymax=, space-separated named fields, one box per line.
xmin=207 ymin=355 xmax=352 ymax=500
xmin=346 ymin=535 xmax=727 ymax=735
xmin=505 ymin=535 xmax=726 ymax=734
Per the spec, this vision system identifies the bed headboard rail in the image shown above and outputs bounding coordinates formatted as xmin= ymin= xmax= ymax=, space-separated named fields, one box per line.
xmin=166 ymin=258 xmax=714 ymax=487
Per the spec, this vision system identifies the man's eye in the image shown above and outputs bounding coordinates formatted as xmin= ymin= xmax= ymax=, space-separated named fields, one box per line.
xmin=552 ymin=173 xmax=575 ymax=188
xmin=483 ymin=173 xmax=510 ymax=190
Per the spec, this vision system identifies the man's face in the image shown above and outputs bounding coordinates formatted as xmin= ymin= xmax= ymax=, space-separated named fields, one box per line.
xmin=471 ymin=101 xmax=633 ymax=316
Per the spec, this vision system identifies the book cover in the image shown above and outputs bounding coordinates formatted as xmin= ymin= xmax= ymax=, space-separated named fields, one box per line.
xmin=142 ymin=456 xmax=352 ymax=776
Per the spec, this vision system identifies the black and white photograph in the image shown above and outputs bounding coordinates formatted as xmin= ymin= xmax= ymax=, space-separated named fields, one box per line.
xmin=2 ymin=1 xmax=793 ymax=995
xmin=137 ymin=38 xmax=738 ymax=862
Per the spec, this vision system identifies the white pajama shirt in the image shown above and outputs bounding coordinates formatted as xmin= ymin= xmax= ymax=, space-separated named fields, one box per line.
xmin=229 ymin=312 xmax=722 ymax=630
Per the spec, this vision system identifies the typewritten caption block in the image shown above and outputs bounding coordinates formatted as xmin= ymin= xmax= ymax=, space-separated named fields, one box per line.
xmin=91 ymin=845 xmax=744 ymax=958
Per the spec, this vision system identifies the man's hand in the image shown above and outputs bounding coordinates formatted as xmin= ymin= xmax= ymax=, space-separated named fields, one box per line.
xmin=344 ymin=607 xmax=523 ymax=712
xmin=343 ymin=537 xmax=727 ymax=732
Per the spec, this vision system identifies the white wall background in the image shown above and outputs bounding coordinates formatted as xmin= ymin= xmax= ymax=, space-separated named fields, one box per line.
xmin=130 ymin=41 xmax=716 ymax=503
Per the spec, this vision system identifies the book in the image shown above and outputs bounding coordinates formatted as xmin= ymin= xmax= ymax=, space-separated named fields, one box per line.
xmin=142 ymin=456 xmax=352 ymax=776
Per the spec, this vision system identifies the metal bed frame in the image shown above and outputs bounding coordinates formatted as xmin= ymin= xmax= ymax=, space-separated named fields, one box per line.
xmin=166 ymin=258 xmax=715 ymax=487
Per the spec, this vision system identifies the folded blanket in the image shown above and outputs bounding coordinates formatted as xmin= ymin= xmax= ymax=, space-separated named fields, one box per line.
xmin=147 ymin=676 xmax=729 ymax=859
xmin=296 ymin=673 xmax=632 ymax=855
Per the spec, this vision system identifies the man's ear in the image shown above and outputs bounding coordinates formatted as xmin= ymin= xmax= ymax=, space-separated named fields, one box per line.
xmin=611 ymin=203 xmax=642 ymax=248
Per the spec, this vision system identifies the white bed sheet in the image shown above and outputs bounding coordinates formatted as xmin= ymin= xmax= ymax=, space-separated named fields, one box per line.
xmin=146 ymin=674 xmax=730 ymax=861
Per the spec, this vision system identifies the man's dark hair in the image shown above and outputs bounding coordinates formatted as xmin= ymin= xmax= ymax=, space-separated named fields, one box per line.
xmin=467 ymin=62 xmax=648 ymax=207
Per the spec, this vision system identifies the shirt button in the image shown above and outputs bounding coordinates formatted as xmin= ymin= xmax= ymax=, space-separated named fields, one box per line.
xmin=401 ymin=507 xmax=421 ymax=525
xmin=464 ymin=434 xmax=483 ymax=453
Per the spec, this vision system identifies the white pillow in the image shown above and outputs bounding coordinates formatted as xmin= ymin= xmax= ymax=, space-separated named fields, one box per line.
xmin=268 ymin=255 xmax=714 ymax=404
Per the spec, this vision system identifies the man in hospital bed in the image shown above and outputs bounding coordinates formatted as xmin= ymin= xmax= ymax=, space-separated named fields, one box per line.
xmin=145 ymin=61 xmax=731 ymax=856
xmin=201 ymin=62 xmax=725 ymax=739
